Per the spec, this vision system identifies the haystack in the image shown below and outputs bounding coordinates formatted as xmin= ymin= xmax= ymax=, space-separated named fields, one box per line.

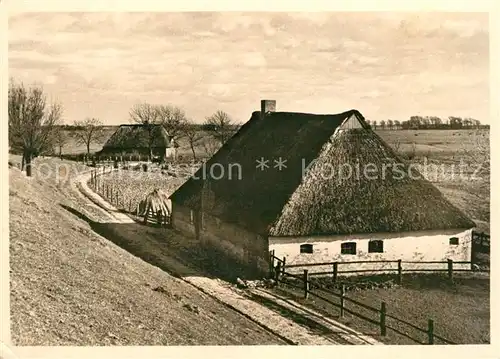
xmin=138 ymin=189 xmax=171 ymax=225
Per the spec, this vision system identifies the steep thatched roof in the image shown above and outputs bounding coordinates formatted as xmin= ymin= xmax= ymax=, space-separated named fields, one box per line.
xmin=101 ymin=124 xmax=171 ymax=151
xmin=170 ymin=110 xmax=475 ymax=236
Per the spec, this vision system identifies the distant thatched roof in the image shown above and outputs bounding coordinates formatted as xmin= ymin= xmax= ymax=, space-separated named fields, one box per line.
xmin=101 ymin=124 xmax=171 ymax=151
xmin=170 ymin=110 xmax=475 ymax=236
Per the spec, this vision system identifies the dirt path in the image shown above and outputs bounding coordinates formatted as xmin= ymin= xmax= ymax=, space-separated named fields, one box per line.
xmin=73 ymin=169 xmax=382 ymax=345
xmin=75 ymin=169 xmax=134 ymax=224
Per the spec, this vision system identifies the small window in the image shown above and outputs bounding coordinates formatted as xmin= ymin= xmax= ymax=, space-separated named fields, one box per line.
xmin=300 ymin=244 xmax=313 ymax=254
xmin=368 ymin=240 xmax=384 ymax=253
xmin=341 ymin=242 xmax=357 ymax=255
xmin=190 ymin=210 xmax=194 ymax=224
xmin=449 ymin=237 xmax=459 ymax=245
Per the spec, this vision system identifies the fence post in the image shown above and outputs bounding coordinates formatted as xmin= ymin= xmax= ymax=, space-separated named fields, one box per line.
xmin=333 ymin=262 xmax=338 ymax=285
xmin=397 ymin=259 xmax=403 ymax=284
xmin=275 ymin=262 xmax=281 ymax=285
xmin=380 ymin=302 xmax=387 ymax=336
xmin=340 ymin=285 xmax=345 ymax=318
xmin=269 ymin=250 xmax=275 ymax=278
xmin=428 ymin=319 xmax=434 ymax=344
xmin=282 ymin=257 xmax=286 ymax=275
xmin=303 ymin=269 xmax=309 ymax=299
xmin=447 ymin=259 xmax=453 ymax=281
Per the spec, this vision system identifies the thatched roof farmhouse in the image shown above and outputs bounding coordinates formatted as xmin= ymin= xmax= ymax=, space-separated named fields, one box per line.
xmin=169 ymin=100 xmax=476 ymax=278
xmin=99 ymin=124 xmax=176 ymax=158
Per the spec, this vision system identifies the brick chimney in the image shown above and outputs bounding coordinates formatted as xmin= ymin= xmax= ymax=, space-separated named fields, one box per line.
xmin=260 ymin=100 xmax=276 ymax=120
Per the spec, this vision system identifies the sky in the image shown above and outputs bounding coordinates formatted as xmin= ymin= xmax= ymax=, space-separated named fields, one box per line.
xmin=8 ymin=12 xmax=490 ymax=125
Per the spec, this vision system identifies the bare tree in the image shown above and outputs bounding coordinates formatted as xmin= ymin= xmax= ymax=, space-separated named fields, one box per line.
xmin=157 ymin=104 xmax=187 ymax=141
xmin=204 ymin=110 xmax=237 ymax=145
xmin=53 ymin=126 xmax=69 ymax=158
xmin=129 ymin=103 xmax=160 ymax=160
xmin=202 ymin=136 xmax=221 ymax=158
xmin=183 ymin=119 xmax=203 ymax=161
xmin=129 ymin=103 xmax=158 ymax=124
xmin=8 ymin=79 xmax=62 ymax=176
xmin=73 ymin=118 xmax=105 ymax=155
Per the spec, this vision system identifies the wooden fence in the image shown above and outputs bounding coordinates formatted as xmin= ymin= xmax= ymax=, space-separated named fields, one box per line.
xmin=88 ymin=167 xmax=136 ymax=215
xmin=268 ymin=252 xmax=488 ymax=345
xmin=88 ymin=166 xmax=153 ymax=210
xmin=62 ymin=153 xmax=153 ymax=164
xmin=274 ymin=257 xmax=481 ymax=284
xmin=88 ymin=167 xmax=171 ymax=226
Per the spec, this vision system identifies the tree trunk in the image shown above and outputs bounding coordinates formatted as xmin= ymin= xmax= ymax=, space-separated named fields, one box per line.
xmin=59 ymin=146 xmax=63 ymax=159
xmin=21 ymin=152 xmax=26 ymax=171
xmin=190 ymin=142 xmax=197 ymax=161
xmin=26 ymin=153 xmax=32 ymax=177
xmin=86 ymin=142 xmax=91 ymax=155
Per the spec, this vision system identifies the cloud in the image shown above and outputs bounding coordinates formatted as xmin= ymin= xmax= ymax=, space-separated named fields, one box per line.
xmin=8 ymin=12 xmax=490 ymax=124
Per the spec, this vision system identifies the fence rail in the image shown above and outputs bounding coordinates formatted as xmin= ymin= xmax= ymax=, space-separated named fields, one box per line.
xmin=271 ymin=254 xmax=488 ymax=283
xmin=88 ymin=168 xmax=171 ymax=226
xmin=268 ymin=252 xmax=485 ymax=345
xmin=285 ymin=259 xmax=398 ymax=268
xmin=276 ymin=267 xmax=455 ymax=345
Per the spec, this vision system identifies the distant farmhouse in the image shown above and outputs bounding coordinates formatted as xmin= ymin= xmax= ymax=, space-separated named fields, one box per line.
xmin=99 ymin=124 xmax=178 ymax=160
xmin=169 ymin=100 xmax=476 ymax=278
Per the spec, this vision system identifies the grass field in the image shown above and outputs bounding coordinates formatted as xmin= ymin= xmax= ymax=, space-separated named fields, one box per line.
xmin=274 ymin=273 xmax=490 ymax=345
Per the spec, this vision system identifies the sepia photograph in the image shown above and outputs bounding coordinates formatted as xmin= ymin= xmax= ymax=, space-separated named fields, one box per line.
xmin=3 ymin=3 xmax=495 ymax=353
